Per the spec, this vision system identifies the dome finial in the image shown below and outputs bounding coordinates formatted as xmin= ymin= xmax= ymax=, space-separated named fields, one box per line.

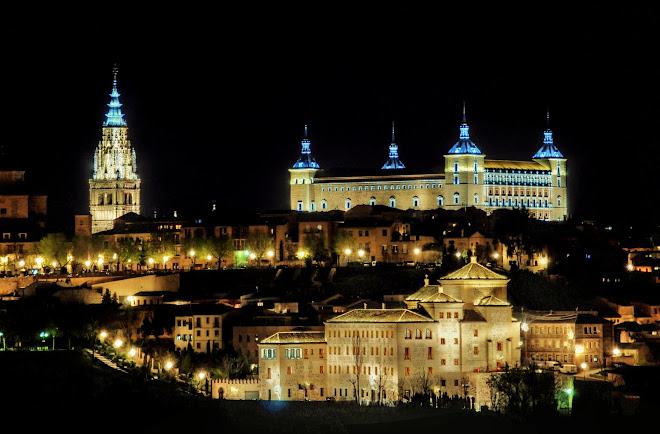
xmin=462 ymin=100 xmax=466 ymax=124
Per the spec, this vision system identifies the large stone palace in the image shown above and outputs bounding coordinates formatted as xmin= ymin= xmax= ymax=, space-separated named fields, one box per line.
xmin=289 ymin=108 xmax=568 ymax=221
xmin=89 ymin=67 xmax=141 ymax=233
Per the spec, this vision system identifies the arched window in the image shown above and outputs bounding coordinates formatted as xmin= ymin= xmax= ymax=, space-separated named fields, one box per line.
xmin=310 ymin=201 xmax=316 ymax=211
xmin=389 ymin=196 xmax=396 ymax=208
xmin=415 ymin=329 xmax=422 ymax=339
xmin=345 ymin=198 xmax=352 ymax=209
xmin=297 ymin=201 xmax=303 ymax=211
xmin=454 ymin=162 xmax=459 ymax=172
xmin=474 ymin=194 xmax=479 ymax=205
xmin=369 ymin=197 xmax=376 ymax=206
xmin=321 ymin=199 xmax=327 ymax=210
xmin=453 ymin=193 xmax=460 ymax=205
xmin=437 ymin=195 xmax=444 ymax=206
xmin=425 ymin=329 xmax=432 ymax=339
xmin=405 ymin=329 xmax=411 ymax=339
xmin=557 ymin=196 xmax=562 ymax=207
xmin=412 ymin=196 xmax=419 ymax=207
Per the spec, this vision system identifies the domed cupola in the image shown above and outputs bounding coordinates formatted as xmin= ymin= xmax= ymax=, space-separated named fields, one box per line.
xmin=447 ymin=102 xmax=482 ymax=155
xmin=381 ymin=121 xmax=405 ymax=169
xmin=292 ymin=125 xmax=320 ymax=169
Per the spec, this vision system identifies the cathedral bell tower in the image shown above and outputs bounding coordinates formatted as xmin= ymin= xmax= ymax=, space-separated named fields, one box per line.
xmin=89 ymin=66 xmax=141 ymax=233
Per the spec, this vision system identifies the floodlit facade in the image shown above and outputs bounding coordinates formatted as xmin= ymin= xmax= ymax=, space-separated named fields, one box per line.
xmin=89 ymin=67 xmax=141 ymax=233
xmin=259 ymin=257 xmax=522 ymax=407
xmin=289 ymin=109 xmax=568 ymax=221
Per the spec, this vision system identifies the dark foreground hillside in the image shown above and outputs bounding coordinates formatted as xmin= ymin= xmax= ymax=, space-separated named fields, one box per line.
xmin=0 ymin=350 xmax=644 ymax=434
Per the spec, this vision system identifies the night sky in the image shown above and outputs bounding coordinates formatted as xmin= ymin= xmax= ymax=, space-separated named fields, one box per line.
xmin=3 ymin=6 xmax=658 ymax=230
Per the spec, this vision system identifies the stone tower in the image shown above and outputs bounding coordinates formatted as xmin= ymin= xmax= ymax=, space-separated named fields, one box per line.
xmin=289 ymin=125 xmax=320 ymax=212
xmin=532 ymin=110 xmax=568 ymax=220
xmin=89 ymin=67 xmax=141 ymax=233
xmin=443 ymin=103 xmax=485 ymax=211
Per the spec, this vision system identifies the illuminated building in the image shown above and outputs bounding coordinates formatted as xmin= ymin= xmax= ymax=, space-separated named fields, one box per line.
xmin=289 ymin=108 xmax=568 ymax=221
xmin=89 ymin=66 xmax=141 ymax=233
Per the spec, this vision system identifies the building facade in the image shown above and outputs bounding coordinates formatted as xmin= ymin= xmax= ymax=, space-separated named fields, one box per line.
xmin=258 ymin=257 xmax=521 ymax=406
xmin=289 ymin=110 xmax=568 ymax=221
xmin=89 ymin=67 xmax=141 ymax=233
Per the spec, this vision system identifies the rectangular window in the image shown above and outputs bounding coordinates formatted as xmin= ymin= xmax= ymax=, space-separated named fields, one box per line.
xmin=497 ymin=342 xmax=503 ymax=351
xmin=428 ymin=347 xmax=433 ymax=359
xmin=404 ymin=347 xmax=410 ymax=360
xmin=405 ymin=367 xmax=410 ymax=376
xmin=267 ymin=368 xmax=271 ymax=379
xmin=441 ymin=338 xmax=446 ymax=345
xmin=441 ymin=359 xmax=446 ymax=365
xmin=287 ymin=366 xmax=292 ymax=375
xmin=474 ymin=329 xmax=478 ymax=337
xmin=428 ymin=367 xmax=433 ymax=376
xmin=474 ymin=346 xmax=479 ymax=355
xmin=438 ymin=312 xmax=444 ymax=319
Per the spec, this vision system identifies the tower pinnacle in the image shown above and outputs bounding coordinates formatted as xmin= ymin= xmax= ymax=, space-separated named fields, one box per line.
xmin=382 ymin=121 xmax=405 ymax=169
xmin=292 ymin=125 xmax=320 ymax=169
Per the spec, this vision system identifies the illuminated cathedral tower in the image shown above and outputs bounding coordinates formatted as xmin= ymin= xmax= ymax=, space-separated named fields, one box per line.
xmin=532 ymin=110 xmax=568 ymax=220
xmin=289 ymin=125 xmax=320 ymax=212
xmin=89 ymin=67 xmax=141 ymax=233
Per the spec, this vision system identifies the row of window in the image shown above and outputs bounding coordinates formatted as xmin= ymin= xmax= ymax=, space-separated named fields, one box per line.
xmin=321 ymin=183 xmax=441 ymax=193
xmin=261 ymin=347 xmax=326 ymax=360
xmin=299 ymin=192 xmax=564 ymax=212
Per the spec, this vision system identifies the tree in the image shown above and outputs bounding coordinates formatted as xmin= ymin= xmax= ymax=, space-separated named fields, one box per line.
xmin=36 ymin=233 xmax=73 ymax=272
xmin=349 ymin=333 xmax=364 ymax=405
xmin=72 ymin=235 xmax=104 ymax=265
xmin=487 ymin=367 xmax=559 ymax=418
xmin=113 ymin=238 xmax=141 ymax=270
xmin=331 ymin=229 xmax=356 ymax=266
xmin=205 ymin=233 xmax=235 ymax=269
xmin=301 ymin=230 xmax=329 ymax=264
xmin=245 ymin=228 xmax=274 ymax=265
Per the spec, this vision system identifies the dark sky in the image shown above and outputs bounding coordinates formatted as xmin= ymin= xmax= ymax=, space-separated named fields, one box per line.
xmin=3 ymin=6 xmax=658 ymax=229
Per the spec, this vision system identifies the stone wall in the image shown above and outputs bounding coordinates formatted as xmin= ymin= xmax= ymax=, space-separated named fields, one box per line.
xmin=212 ymin=378 xmax=260 ymax=400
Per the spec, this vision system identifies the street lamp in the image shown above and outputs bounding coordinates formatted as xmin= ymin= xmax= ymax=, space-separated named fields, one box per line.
xmin=189 ymin=250 xmax=196 ymax=270
xmin=197 ymin=371 xmax=209 ymax=396
xmin=580 ymin=362 xmax=588 ymax=380
xmin=0 ymin=331 xmax=5 ymax=350
xmin=344 ymin=248 xmax=351 ymax=266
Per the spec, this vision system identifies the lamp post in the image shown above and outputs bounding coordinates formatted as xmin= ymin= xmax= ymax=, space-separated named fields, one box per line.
xmin=414 ymin=247 xmax=420 ymax=265
xmin=197 ymin=371 xmax=209 ymax=396
xmin=189 ymin=250 xmax=196 ymax=271
xmin=344 ymin=248 xmax=351 ymax=266
xmin=581 ymin=362 xmax=588 ymax=381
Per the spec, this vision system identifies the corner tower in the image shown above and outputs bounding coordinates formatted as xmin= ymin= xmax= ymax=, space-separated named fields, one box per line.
xmin=532 ymin=111 xmax=567 ymax=220
xmin=381 ymin=121 xmax=405 ymax=169
xmin=89 ymin=66 xmax=141 ymax=233
xmin=443 ymin=103 xmax=485 ymax=211
xmin=289 ymin=125 xmax=320 ymax=211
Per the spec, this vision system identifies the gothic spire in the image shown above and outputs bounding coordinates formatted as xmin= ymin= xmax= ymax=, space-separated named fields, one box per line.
xmin=447 ymin=101 xmax=482 ymax=154
xmin=292 ymin=124 xmax=320 ymax=169
xmin=533 ymin=109 xmax=564 ymax=159
xmin=104 ymin=65 xmax=127 ymax=127
xmin=382 ymin=121 xmax=405 ymax=169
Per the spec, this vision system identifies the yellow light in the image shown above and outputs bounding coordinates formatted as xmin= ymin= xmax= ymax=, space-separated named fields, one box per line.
xmin=613 ymin=348 xmax=620 ymax=356
xmin=358 ymin=250 xmax=365 ymax=257
xmin=52 ymin=262 xmax=57 ymax=268
xmin=148 ymin=258 xmax=154 ymax=264
xmin=114 ymin=339 xmax=123 ymax=348
xmin=414 ymin=248 xmax=420 ymax=255
xmin=626 ymin=263 xmax=634 ymax=271
xmin=539 ymin=257 xmax=548 ymax=265
xmin=163 ymin=256 xmax=169 ymax=262
xmin=297 ymin=251 xmax=305 ymax=259
xmin=580 ymin=362 xmax=588 ymax=370
xmin=267 ymin=251 xmax=274 ymax=258
xmin=19 ymin=260 xmax=25 ymax=267
xmin=98 ymin=259 xmax=104 ymax=265
xmin=455 ymin=252 xmax=461 ymax=258
xmin=207 ymin=255 xmax=212 ymax=261
xmin=85 ymin=260 xmax=91 ymax=267
xmin=165 ymin=360 xmax=173 ymax=370
xmin=113 ymin=253 xmax=117 ymax=260
xmin=189 ymin=250 xmax=195 ymax=257
xmin=493 ymin=253 xmax=499 ymax=259
xmin=100 ymin=331 xmax=107 ymax=339
xmin=129 ymin=348 xmax=137 ymax=357
xmin=344 ymin=248 xmax=352 ymax=255
xmin=198 ymin=371 xmax=206 ymax=380
xmin=575 ymin=345 xmax=584 ymax=354
xmin=36 ymin=257 xmax=44 ymax=266
xmin=249 ymin=253 xmax=256 ymax=260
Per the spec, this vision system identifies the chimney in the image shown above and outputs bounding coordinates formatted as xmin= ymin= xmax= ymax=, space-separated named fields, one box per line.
xmin=364 ymin=302 xmax=367 ymax=309
xmin=382 ymin=302 xmax=386 ymax=309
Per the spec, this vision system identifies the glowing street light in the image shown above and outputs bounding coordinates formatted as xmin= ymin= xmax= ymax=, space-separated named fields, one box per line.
xmin=129 ymin=348 xmax=137 ymax=357
xmin=164 ymin=360 xmax=173 ymax=370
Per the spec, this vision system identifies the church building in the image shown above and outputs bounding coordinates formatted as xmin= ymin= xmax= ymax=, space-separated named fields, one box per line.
xmin=289 ymin=107 xmax=568 ymax=221
xmin=89 ymin=67 xmax=141 ymax=234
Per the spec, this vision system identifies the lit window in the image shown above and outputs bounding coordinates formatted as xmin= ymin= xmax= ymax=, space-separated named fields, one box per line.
xmin=437 ymin=196 xmax=444 ymax=206
xmin=453 ymin=193 xmax=460 ymax=205
xmin=389 ymin=197 xmax=396 ymax=208
xmin=413 ymin=196 xmax=419 ymax=207
xmin=345 ymin=198 xmax=352 ymax=209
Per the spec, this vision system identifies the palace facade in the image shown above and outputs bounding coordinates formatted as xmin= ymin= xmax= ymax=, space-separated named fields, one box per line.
xmin=89 ymin=67 xmax=141 ymax=233
xmin=289 ymin=111 xmax=568 ymax=221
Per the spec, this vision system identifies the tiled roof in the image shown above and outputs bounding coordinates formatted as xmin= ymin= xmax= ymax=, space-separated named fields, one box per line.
xmin=477 ymin=295 xmax=510 ymax=306
xmin=406 ymin=285 xmax=462 ymax=303
xmin=462 ymin=309 xmax=487 ymax=322
xmin=326 ymin=308 xmax=434 ymax=323
xmin=260 ymin=331 xmax=326 ymax=344
xmin=441 ymin=258 xmax=508 ymax=280
xmin=484 ymin=160 xmax=548 ymax=171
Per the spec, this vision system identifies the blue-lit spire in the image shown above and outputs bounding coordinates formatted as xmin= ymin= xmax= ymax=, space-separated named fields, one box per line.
xmin=103 ymin=65 xmax=127 ymax=127
xmin=382 ymin=121 xmax=405 ymax=169
xmin=447 ymin=101 xmax=482 ymax=154
xmin=533 ymin=110 xmax=564 ymax=158
xmin=292 ymin=125 xmax=320 ymax=169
